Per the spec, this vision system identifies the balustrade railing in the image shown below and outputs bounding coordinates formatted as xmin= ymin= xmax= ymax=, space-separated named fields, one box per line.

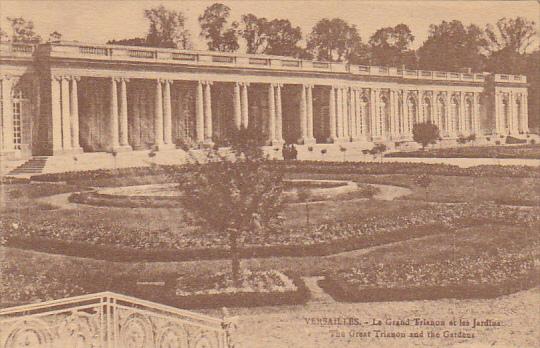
xmin=0 ymin=292 xmax=234 ymax=348
xmin=0 ymin=41 xmax=526 ymax=84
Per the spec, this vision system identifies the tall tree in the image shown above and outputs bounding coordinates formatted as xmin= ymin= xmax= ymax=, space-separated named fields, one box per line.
xmin=144 ymin=5 xmax=192 ymax=49
xmin=485 ymin=17 xmax=537 ymax=74
xmin=417 ymin=20 xmax=488 ymax=72
xmin=6 ymin=17 xmax=42 ymax=43
xmin=241 ymin=14 xmax=307 ymax=58
xmin=486 ymin=17 xmax=536 ymax=55
xmin=264 ymin=19 xmax=304 ymax=57
xmin=369 ymin=24 xmax=416 ymax=67
xmin=241 ymin=13 xmax=268 ymax=54
xmin=199 ymin=3 xmax=239 ymax=52
xmin=307 ymin=18 xmax=364 ymax=62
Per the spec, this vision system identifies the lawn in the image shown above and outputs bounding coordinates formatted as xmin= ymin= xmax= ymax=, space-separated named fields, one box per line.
xmin=387 ymin=143 xmax=540 ymax=159
xmin=1 ymin=166 xmax=539 ymax=307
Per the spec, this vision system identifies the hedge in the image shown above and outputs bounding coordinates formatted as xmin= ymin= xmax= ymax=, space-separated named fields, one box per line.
xmin=5 ymin=223 xmax=448 ymax=262
xmin=108 ymin=272 xmax=310 ymax=309
xmin=318 ymin=271 xmax=540 ymax=302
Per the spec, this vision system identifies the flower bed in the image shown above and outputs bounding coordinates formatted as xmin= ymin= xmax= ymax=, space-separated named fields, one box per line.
xmin=320 ymin=250 xmax=540 ymax=302
xmin=3 ymin=204 xmax=539 ymax=262
xmin=110 ymin=271 xmax=309 ymax=309
xmin=29 ymin=160 xmax=540 ymax=184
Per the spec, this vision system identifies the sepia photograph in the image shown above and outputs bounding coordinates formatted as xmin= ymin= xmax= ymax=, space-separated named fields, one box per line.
xmin=0 ymin=0 xmax=539 ymax=347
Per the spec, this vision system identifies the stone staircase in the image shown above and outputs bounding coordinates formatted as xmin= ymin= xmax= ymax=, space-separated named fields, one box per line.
xmin=8 ymin=156 xmax=49 ymax=175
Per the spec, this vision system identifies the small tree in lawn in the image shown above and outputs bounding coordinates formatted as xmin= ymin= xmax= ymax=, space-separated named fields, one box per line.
xmin=296 ymin=187 xmax=313 ymax=227
xmin=415 ymin=174 xmax=432 ymax=201
xmin=412 ymin=122 xmax=440 ymax=150
xmin=178 ymin=126 xmax=284 ymax=285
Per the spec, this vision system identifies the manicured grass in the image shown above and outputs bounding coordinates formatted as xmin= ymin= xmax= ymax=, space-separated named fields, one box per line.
xmin=386 ymin=144 xmax=540 ymax=159
xmin=288 ymin=172 xmax=539 ymax=204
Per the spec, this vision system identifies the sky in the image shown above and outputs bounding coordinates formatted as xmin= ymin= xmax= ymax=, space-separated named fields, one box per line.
xmin=0 ymin=0 xmax=539 ymax=51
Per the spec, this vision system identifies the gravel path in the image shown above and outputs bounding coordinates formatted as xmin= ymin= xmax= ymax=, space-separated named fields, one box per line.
xmin=225 ymin=288 xmax=539 ymax=348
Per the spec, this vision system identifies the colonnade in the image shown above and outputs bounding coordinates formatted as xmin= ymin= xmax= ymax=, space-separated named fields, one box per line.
xmin=495 ymin=90 xmax=529 ymax=135
xmin=13 ymin=75 xmax=529 ymax=156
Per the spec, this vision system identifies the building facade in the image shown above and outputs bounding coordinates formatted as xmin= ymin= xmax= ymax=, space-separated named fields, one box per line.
xmin=0 ymin=41 xmax=530 ymax=159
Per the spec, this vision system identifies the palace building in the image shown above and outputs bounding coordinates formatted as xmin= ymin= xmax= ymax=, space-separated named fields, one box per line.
xmin=0 ymin=41 xmax=530 ymax=161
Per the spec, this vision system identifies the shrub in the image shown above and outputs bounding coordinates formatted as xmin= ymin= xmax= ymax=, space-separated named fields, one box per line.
xmin=506 ymin=136 xmax=527 ymax=144
xmin=412 ymin=122 xmax=440 ymax=149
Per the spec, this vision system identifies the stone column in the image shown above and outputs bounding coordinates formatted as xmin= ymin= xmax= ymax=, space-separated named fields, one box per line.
xmin=342 ymin=88 xmax=349 ymax=140
xmin=203 ymin=81 xmax=213 ymax=141
xmin=355 ymin=89 xmax=362 ymax=139
xmin=50 ymin=76 xmax=63 ymax=153
xmin=306 ymin=85 xmax=314 ymax=143
xmin=328 ymin=86 xmax=337 ymax=142
xmin=1 ymin=76 xmax=14 ymax=152
xmin=430 ymin=92 xmax=436 ymax=126
xmin=196 ymin=81 xmax=204 ymax=142
xmin=153 ymin=79 xmax=163 ymax=147
xmin=298 ymin=84 xmax=307 ymax=143
xmin=70 ymin=76 xmax=82 ymax=150
xmin=267 ymin=83 xmax=276 ymax=143
xmin=241 ymin=83 xmax=249 ymax=128
xmin=61 ymin=76 xmax=72 ymax=150
xmin=162 ymin=80 xmax=173 ymax=145
xmin=522 ymin=92 xmax=529 ymax=132
xmin=275 ymin=84 xmax=284 ymax=142
xmin=336 ymin=87 xmax=344 ymax=139
xmin=389 ymin=89 xmax=396 ymax=138
xmin=118 ymin=78 xmax=131 ymax=149
xmin=350 ymin=88 xmax=357 ymax=140
xmin=108 ymin=77 xmax=120 ymax=149
xmin=446 ymin=92 xmax=453 ymax=137
xmin=233 ymin=82 xmax=241 ymax=129
xmin=458 ymin=92 xmax=465 ymax=135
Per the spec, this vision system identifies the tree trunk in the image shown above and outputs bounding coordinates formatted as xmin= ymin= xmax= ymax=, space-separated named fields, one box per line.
xmin=229 ymin=229 xmax=241 ymax=286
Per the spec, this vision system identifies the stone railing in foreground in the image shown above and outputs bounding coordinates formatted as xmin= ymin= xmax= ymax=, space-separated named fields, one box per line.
xmin=31 ymin=41 xmax=527 ymax=84
xmin=0 ymin=291 xmax=235 ymax=348
xmin=0 ymin=42 xmax=36 ymax=58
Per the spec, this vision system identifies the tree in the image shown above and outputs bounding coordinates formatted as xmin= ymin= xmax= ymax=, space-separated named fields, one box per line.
xmin=412 ymin=122 xmax=440 ymax=150
xmin=48 ymin=31 xmax=62 ymax=42
xmin=369 ymin=24 xmax=416 ymax=67
xmin=486 ymin=17 xmax=536 ymax=55
xmin=199 ymin=3 xmax=239 ymax=52
xmin=107 ymin=38 xmax=148 ymax=47
xmin=307 ymin=18 xmax=364 ymax=62
xmin=296 ymin=187 xmax=312 ymax=227
xmin=6 ymin=17 xmax=42 ymax=43
xmin=240 ymin=13 xmax=268 ymax=54
xmin=485 ymin=17 xmax=537 ymax=74
xmin=241 ymin=14 xmax=307 ymax=58
xmin=414 ymin=174 xmax=432 ymax=201
xmin=144 ymin=5 xmax=192 ymax=49
xmin=417 ymin=20 xmax=488 ymax=72
xmin=178 ymin=126 xmax=284 ymax=285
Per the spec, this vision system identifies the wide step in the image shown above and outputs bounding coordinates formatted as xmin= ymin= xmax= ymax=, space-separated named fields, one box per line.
xmin=8 ymin=157 xmax=49 ymax=175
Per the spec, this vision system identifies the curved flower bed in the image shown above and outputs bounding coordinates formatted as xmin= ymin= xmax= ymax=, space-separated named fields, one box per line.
xmin=3 ymin=204 xmax=539 ymax=262
xmin=386 ymin=144 xmax=540 ymax=159
xmin=110 ymin=271 xmax=309 ymax=309
xmin=320 ymin=250 xmax=540 ymax=302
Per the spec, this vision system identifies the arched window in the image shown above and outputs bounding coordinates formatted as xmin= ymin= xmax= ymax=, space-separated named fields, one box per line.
xmin=423 ymin=97 xmax=432 ymax=123
xmin=12 ymin=87 xmax=28 ymax=150
xmin=407 ymin=96 xmax=416 ymax=133
xmin=437 ymin=96 xmax=446 ymax=135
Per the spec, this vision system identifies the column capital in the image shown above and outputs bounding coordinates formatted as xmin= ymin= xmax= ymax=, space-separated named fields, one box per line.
xmin=0 ymin=73 xmax=12 ymax=80
xmin=271 ymin=82 xmax=283 ymax=88
xmin=201 ymin=80 xmax=213 ymax=86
